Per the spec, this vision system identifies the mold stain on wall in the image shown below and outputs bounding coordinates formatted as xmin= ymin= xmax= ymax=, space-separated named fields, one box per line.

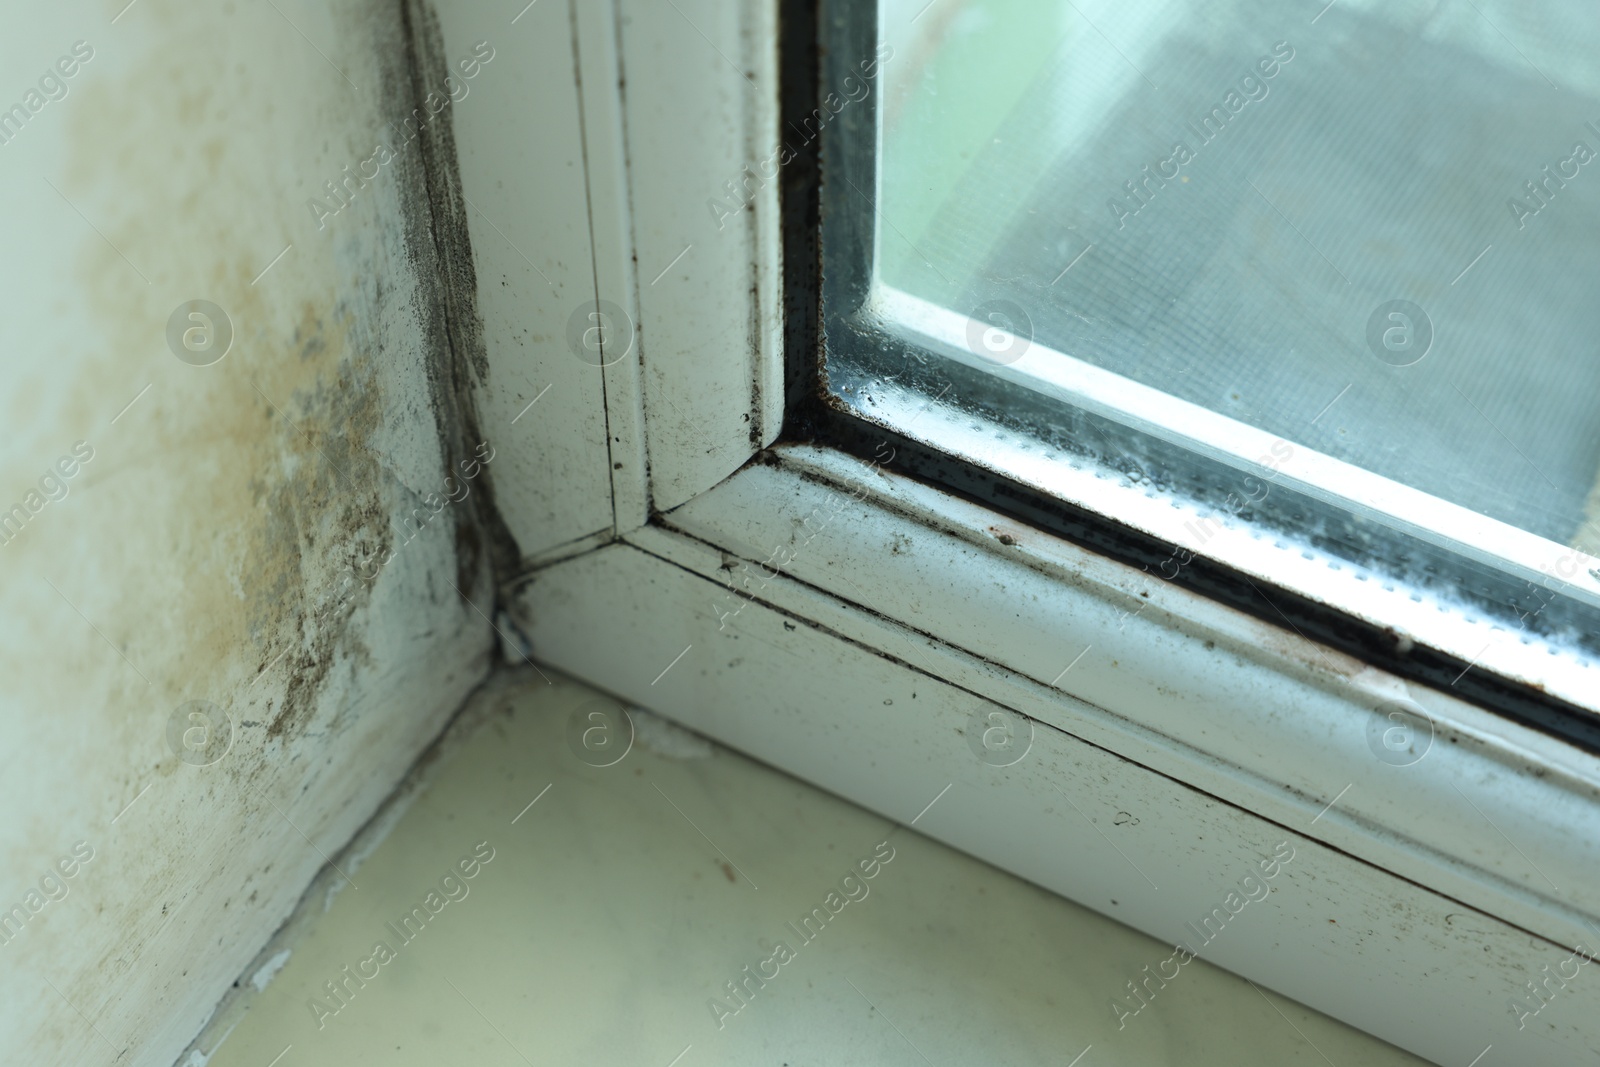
xmin=0 ymin=0 xmax=508 ymax=1062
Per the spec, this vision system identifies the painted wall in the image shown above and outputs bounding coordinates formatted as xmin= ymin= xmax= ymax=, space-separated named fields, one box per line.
xmin=0 ymin=1 xmax=507 ymax=1062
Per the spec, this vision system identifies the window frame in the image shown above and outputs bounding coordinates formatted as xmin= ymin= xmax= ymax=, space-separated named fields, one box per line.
xmin=486 ymin=0 xmax=1600 ymax=1062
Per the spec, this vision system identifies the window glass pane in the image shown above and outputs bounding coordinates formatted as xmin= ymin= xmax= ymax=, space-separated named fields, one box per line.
xmin=878 ymin=0 xmax=1600 ymax=543
xmin=819 ymin=0 xmax=1600 ymax=722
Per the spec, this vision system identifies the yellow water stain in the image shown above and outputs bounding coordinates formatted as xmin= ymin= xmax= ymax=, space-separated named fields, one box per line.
xmin=52 ymin=0 xmax=401 ymax=748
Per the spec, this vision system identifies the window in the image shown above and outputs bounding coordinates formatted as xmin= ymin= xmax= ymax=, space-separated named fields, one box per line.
xmin=496 ymin=1 xmax=1600 ymax=1061
xmin=806 ymin=0 xmax=1600 ymax=745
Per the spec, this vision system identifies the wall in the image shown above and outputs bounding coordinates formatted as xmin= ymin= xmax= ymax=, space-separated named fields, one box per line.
xmin=0 ymin=1 xmax=505 ymax=1062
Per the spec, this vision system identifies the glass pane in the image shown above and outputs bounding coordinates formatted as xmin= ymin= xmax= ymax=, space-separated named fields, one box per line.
xmin=874 ymin=0 xmax=1600 ymax=549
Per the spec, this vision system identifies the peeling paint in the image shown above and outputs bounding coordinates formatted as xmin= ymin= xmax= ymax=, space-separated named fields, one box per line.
xmin=398 ymin=0 xmax=524 ymax=592
xmin=248 ymin=949 xmax=292 ymax=993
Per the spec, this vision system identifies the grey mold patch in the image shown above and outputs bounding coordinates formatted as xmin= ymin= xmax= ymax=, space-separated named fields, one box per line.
xmin=394 ymin=0 xmax=525 ymax=593
xmin=251 ymin=336 xmax=392 ymax=742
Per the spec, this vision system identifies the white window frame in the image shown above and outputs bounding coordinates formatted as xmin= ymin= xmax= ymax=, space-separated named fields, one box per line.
xmin=441 ymin=1 xmax=1600 ymax=1062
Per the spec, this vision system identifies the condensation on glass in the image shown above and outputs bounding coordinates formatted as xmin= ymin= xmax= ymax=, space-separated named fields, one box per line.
xmin=820 ymin=0 xmax=1600 ymax=716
